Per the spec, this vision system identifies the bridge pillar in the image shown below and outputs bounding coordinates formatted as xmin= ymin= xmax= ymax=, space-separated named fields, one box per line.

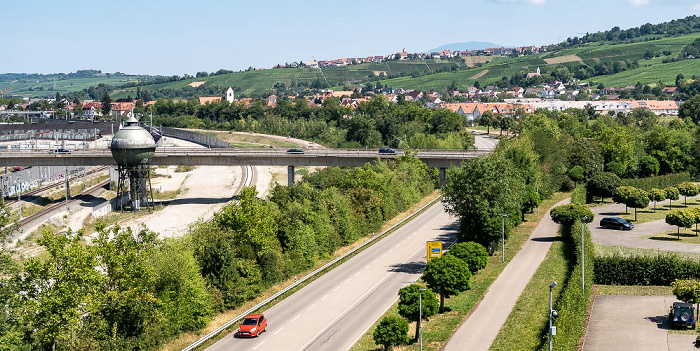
xmin=439 ymin=167 xmax=446 ymax=187
xmin=288 ymin=166 xmax=295 ymax=187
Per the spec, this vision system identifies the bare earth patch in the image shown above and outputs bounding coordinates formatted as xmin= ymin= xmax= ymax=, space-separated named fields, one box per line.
xmin=188 ymin=81 xmax=206 ymax=87
xmin=544 ymin=54 xmax=583 ymax=64
xmin=469 ymin=69 xmax=489 ymax=79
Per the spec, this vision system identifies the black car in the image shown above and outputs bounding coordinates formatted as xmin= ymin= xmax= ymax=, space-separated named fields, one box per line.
xmin=54 ymin=148 xmax=72 ymax=154
xmin=378 ymin=148 xmax=397 ymax=154
xmin=669 ymin=302 xmax=696 ymax=329
xmin=286 ymin=148 xmax=305 ymax=154
xmin=599 ymin=217 xmax=634 ymax=230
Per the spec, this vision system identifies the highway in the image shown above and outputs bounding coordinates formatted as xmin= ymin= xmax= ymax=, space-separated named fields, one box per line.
xmin=206 ymin=201 xmax=458 ymax=351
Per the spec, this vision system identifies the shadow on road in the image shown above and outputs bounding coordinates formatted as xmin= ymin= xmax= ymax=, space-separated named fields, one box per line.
xmin=646 ymin=315 xmax=670 ymax=330
xmin=161 ymin=197 xmax=235 ymax=206
xmin=531 ymin=236 xmax=561 ymax=243
xmin=388 ymin=261 xmax=426 ymax=274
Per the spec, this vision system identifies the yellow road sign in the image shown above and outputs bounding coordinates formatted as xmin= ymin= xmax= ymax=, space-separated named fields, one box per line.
xmin=427 ymin=241 xmax=442 ymax=261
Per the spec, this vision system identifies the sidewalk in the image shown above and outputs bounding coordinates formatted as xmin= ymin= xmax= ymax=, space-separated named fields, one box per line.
xmin=443 ymin=198 xmax=569 ymax=351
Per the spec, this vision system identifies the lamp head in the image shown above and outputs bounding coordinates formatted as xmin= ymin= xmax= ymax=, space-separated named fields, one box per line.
xmin=550 ymin=281 xmax=558 ymax=289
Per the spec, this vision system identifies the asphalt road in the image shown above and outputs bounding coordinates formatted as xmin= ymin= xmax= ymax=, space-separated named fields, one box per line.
xmin=588 ymin=196 xmax=700 ymax=253
xmin=206 ymin=201 xmax=458 ymax=351
xmin=473 ymin=133 xmax=498 ymax=151
xmin=444 ymin=198 xmax=570 ymax=351
xmin=583 ymin=295 xmax=697 ymax=351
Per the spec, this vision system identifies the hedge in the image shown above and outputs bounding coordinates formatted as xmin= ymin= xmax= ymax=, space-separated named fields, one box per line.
xmin=594 ymin=253 xmax=700 ymax=285
xmin=621 ymin=172 xmax=691 ymax=192
xmin=546 ymin=220 xmax=594 ymax=351
xmin=571 ymin=184 xmax=587 ymax=205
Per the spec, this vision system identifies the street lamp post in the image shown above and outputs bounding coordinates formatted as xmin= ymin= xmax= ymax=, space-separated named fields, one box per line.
xmin=549 ymin=281 xmax=558 ymax=351
xmin=501 ymin=214 xmax=507 ymax=263
xmin=582 ymin=216 xmax=588 ymax=292
xmin=419 ymin=288 xmax=427 ymax=351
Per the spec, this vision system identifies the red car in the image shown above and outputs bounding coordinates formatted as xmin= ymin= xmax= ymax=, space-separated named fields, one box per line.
xmin=238 ymin=314 xmax=267 ymax=337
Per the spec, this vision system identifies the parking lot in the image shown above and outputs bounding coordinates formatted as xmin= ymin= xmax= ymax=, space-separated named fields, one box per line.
xmin=583 ymin=295 xmax=697 ymax=351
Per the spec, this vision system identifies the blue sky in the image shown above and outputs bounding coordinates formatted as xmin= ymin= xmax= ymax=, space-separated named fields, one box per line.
xmin=3 ymin=0 xmax=699 ymax=75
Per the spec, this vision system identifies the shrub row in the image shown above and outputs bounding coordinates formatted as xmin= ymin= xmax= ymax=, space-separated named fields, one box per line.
xmin=571 ymin=183 xmax=587 ymax=205
xmin=621 ymin=172 xmax=691 ymax=192
xmin=547 ymin=220 xmax=594 ymax=351
xmin=594 ymin=253 xmax=700 ymax=285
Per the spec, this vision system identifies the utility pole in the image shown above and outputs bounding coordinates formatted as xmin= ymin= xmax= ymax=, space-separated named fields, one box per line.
xmin=65 ymin=166 xmax=69 ymax=212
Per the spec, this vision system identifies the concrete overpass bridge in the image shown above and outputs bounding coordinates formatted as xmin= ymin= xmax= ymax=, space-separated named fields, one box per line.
xmin=0 ymin=148 xmax=491 ymax=186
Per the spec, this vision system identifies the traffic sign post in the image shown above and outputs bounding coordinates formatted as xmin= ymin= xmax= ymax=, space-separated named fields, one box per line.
xmin=426 ymin=241 xmax=442 ymax=261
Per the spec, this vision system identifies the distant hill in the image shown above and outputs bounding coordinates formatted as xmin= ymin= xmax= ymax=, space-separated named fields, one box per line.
xmin=426 ymin=42 xmax=502 ymax=53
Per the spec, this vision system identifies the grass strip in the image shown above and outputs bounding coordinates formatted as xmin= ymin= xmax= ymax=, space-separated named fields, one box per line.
xmin=349 ymin=192 xmax=570 ymax=351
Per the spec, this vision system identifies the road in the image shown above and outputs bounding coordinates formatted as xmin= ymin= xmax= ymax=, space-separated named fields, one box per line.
xmin=443 ymin=198 xmax=569 ymax=351
xmin=206 ymin=201 xmax=458 ymax=351
xmin=473 ymin=133 xmax=498 ymax=151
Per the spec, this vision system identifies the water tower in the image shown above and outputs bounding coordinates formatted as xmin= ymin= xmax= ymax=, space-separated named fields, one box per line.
xmin=110 ymin=116 xmax=156 ymax=211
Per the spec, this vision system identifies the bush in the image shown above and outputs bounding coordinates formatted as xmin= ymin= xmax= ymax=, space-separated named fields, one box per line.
xmin=594 ymin=253 xmax=700 ymax=285
xmin=373 ymin=315 xmax=409 ymax=351
xmin=605 ymin=161 xmax=626 ymax=178
xmin=446 ymin=241 xmax=488 ymax=273
xmin=560 ymin=176 xmax=576 ymax=192
xmin=567 ymin=166 xmax=584 ymax=183
xmin=571 ymin=184 xmax=587 ymax=205
xmin=550 ymin=204 xmax=594 ymax=226
xmin=639 ymin=155 xmax=660 ymax=177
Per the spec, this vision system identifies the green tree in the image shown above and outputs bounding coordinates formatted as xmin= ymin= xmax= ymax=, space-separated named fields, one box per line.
xmin=613 ymin=186 xmax=636 ymax=214
xmin=101 ymin=91 xmax=112 ymax=116
xmin=639 ymin=155 xmax=660 ymax=177
xmin=550 ymin=204 xmax=594 ymax=226
xmin=442 ymin=154 xmax=525 ymax=247
xmin=679 ymin=94 xmax=700 ymax=125
xmin=648 ymin=188 xmax=666 ymax=212
xmin=568 ymin=165 xmax=584 ymax=183
xmin=11 ymin=230 xmax=100 ymax=350
xmin=677 ymin=182 xmax=700 ymax=207
xmin=373 ymin=316 xmax=409 ymax=351
xmin=665 ymin=187 xmax=680 ymax=208
xmin=587 ymin=172 xmax=622 ymax=203
xmin=478 ymin=110 xmax=497 ymax=134
xmin=422 ymin=255 xmax=471 ymax=311
xmin=666 ymin=208 xmax=696 ymax=238
xmin=446 ymin=241 xmax=488 ymax=273
xmin=626 ymin=188 xmax=650 ymax=221
xmin=397 ymin=284 xmax=438 ymax=340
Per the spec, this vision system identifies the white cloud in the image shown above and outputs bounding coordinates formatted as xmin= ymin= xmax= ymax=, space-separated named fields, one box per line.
xmin=693 ymin=3 xmax=700 ymax=10
xmin=629 ymin=0 xmax=651 ymax=5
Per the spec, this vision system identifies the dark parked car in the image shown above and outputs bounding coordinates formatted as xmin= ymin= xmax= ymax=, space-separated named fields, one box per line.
xmin=599 ymin=217 xmax=634 ymax=230
xmin=54 ymin=148 xmax=72 ymax=154
xmin=669 ymin=302 xmax=695 ymax=329
xmin=286 ymin=148 xmax=305 ymax=154
xmin=378 ymin=148 xmax=397 ymax=154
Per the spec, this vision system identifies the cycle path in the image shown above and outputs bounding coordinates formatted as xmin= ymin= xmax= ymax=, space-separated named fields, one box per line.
xmin=443 ymin=198 xmax=569 ymax=351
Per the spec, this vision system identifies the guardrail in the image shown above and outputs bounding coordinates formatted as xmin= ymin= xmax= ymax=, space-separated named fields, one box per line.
xmin=181 ymin=194 xmax=444 ymax=351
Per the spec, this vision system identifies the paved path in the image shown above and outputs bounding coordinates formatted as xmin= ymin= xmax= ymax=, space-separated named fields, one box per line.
xmin=444 ymin=198 xmax=569 ymax=351
xmin=583 ymin=295 xmax=697 ymax=351
xmin=588 ymin=195 xmax=700 ymax=253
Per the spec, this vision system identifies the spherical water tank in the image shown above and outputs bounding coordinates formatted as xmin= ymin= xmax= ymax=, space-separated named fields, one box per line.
xmin=110 ymin=116 xmax=156 ymax=167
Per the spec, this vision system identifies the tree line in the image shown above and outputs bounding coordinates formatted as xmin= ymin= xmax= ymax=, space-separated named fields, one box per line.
xmin=0 ymin=155 xmax=436 ymax=350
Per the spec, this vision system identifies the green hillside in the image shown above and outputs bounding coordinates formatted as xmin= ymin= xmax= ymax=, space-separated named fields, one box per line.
xmin=110 ymin=60 xmax=469 ymax=99
xmin=0 ymin=75 xmax=144 ymax=98
xmin=378 ymin=32 xmax=700 ymax=91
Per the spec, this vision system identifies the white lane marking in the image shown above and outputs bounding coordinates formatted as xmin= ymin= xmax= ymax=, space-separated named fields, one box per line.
xmin=364 ymin=264 xmax=370 ymax=270
xmin=298 ymin=245 xmax=425 ymax=351
xmin=307 ymin=304 xmax=316 ymax=311
xmin=273 ymin=326 xmax=285 ymax=335
xmin=254 ymin=341 xmax=266 ymax=349
xmin=321 ymin=294 xmax=329 ymax=301
xmin=354 ymin=271 xmax=362 ymax=277
xmin=291 ymin=314 xmax=300 ymax=322
xmin=332 ymin=286 xmax=340 ymax=292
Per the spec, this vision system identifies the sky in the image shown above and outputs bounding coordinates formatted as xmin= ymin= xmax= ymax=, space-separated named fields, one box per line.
xmin=3 ymin=0 xmax=700 ymax=76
